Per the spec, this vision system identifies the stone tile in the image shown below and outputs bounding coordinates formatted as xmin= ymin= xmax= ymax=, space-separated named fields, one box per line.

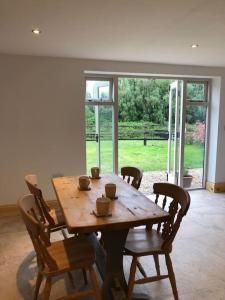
xmin=1 ymin=189 xmax=225 ymax=299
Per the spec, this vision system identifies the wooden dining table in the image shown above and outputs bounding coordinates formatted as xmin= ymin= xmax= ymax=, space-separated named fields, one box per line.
xmin=52 ymin=174 xmax=170 ymax=300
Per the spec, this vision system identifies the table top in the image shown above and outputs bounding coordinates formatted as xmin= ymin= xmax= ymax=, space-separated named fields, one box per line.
xmin=52 ymin=174 xmax=170 ymax=233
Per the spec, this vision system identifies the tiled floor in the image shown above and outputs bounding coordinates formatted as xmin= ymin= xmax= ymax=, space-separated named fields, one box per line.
xmin=1 ymin=190 xmax=225 ymax=299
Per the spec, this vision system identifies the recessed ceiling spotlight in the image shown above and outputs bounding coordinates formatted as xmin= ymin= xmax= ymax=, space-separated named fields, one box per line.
xmin=32 ymin=28 xmax=41 ymax=35
xmin=191 ymin=43 xmax=199 ymax=48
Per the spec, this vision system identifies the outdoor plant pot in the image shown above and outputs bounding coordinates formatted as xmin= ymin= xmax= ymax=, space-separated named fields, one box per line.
xmin=183 ymin=175 xmax=193 ymax=188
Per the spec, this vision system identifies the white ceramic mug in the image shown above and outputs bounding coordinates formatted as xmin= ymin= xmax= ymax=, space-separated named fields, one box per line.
xmin=96 ymin=196 xmax=110 ymax=216
xmin=79 ymin=176 xmax=90 ymax=190
xmin=105 ymin=183 xmax=116 ymax=199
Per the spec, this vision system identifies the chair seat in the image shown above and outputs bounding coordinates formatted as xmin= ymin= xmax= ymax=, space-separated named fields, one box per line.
xmin=49 ymin=207 xmax=65 ymax=227
xmin=45 ymin=235 xmax=95 ymax=273
xmin=125 ymin=228 xmax=171 ymax=256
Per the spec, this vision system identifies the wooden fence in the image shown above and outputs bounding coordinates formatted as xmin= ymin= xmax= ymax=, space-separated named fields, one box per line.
xmin=86 ymin=124 xmax=169 ymax=145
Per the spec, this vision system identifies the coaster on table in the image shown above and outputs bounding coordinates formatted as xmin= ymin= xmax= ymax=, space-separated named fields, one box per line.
xmin=89 ymin=176 xmax=101 ymax=180
xmin=92 ymin=209 xmax=112 ymax=217
xmin=78 ymin=186 xmax=91 ymax=191
xmin=103 ymin=194 xmax=118 ymax=200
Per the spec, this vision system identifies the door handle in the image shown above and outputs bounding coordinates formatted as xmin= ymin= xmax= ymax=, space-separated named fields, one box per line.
xmin=95 ymin=134 xmax=99 ymax=143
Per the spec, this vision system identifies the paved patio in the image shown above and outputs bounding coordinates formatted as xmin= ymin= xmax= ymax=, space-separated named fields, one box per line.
xmin=139 ymin=168 xmax=203 ymax=195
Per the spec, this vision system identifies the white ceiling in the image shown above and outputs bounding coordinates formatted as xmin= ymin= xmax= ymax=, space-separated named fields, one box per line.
xmin=1 ymin=0 xmax=225 ymax=67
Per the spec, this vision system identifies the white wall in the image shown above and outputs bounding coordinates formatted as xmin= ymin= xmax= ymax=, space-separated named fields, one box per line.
xmin=214 ymin=80 xmax=225 ymax=182
xmin=0 ymin=55 xmax=86 ymax=204
xmin=207 ymin=77 xmax=221 ymax=183
xmin=0 ymin=54 xmax=225 ymax=205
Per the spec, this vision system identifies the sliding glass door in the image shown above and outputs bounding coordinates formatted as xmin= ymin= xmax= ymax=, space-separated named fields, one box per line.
xmin=182 ymin=81 xmax=208 ymax=188
xmin=85 ymin=76 xmax=209 ymax=190
xmin=167 ymin=80 xmax=208 ymax=188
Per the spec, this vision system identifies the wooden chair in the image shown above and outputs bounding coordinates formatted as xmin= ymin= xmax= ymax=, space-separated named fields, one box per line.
xmin=25 ymin=175 xmax=88 ymax=285
xmin=124 ymin=182 xmax=190 ymax=300
xmin=24 ymin=174 xmax=65 ymax=233
xmin=121 ymin=166 xmax=143 ymax=190
xmin=18 ymin=194 xmax=101 ymax=300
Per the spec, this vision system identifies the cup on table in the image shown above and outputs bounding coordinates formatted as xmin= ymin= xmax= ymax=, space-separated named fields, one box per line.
xmin=79 ymin=176 xmax=90 ymax=190
xmin=96 ymin=196 xmax=111 ymax=216
xmin=91 ymin=167 xmax=100 ymax=179
xmin=105 ymin=183 xmax=116 ymax=199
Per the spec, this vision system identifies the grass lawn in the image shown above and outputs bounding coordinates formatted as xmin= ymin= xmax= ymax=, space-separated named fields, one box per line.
xmin=86 ymin=140 xmax=204 ymax=173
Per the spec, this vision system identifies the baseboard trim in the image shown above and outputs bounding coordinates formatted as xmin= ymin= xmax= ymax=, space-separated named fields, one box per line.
xmin=0 ymin=199 xmax=58 ymax=215
xmin=0 ymin=204 xmax=19 ymax=214
xmin=206 ymin=181 xmax=225 ymax=193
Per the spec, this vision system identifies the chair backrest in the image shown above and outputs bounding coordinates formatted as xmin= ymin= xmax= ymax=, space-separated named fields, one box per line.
xmin=152 ymin=182 xmax=190 ymax=249
xmin=24 ymin=174 xmax=54 ymax=225
xmin=18 ymin=194 xmax=57 ymax=270
xmin=24 ymin=174 xmax=38 ymax=186
xmin=121 ymin=166 xmax=143 ymax=190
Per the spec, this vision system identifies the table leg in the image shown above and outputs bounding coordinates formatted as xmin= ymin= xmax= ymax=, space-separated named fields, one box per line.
xmin=101 ymin=229 xmax=129 ymax=300
xmin=87 ymin=231 xmax=150 ymax=300
xmin=87 ymin=230 xmax=128 ymax=299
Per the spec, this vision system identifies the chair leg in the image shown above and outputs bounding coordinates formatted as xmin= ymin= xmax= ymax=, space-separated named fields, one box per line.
xmin=33 ymin=272 xmax=43 ymax=300
xmin=165 ymin=254 xmax=179 ymax=300
xmin=82 ymin=268 xmax=88 ymax=285
xmin=127 ymin=257 xmax=137 ymax=300
xmin=89 ymin=266 xmax=101 ymax=300
xmin=136 ymin=259 xmax=147 ymax=278
xmin=60 ymin=228 xmax=68 ymax=239
xmin=67 ymin=271 xmax=75 ymax=288
xmin=43 ymin=277 xmax=52 ymax=300
xmin=153 ymin=254 xmax=160 ymax=276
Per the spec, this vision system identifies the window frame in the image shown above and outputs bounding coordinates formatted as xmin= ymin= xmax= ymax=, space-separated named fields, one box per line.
xmin=85 ymin=77 xmax=114 ymax=103
xmin=84 ymin=74 xmax=210 ymax=190
xmin=186 ymin=80 xmax=208 ymax=103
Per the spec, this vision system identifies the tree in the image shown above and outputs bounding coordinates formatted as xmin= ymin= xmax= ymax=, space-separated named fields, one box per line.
xmin=118 ymin=78 xmax=171 ymax=124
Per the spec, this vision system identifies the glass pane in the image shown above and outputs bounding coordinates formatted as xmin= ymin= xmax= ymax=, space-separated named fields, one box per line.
xmin=99 ymin=106 xmax=113 ymax=172
xmin=118 ymin=78 xmax=172 ymax=194
xmin=85 ymin=106 xmax=97 ymax=173
xmin=183 ymin=105 xmax=207 ymax=188
xmin=86 ymin=80 xmax=111 ymax=101
xmin=86 ymin=105 xmax=113 ymax=173
xmin=186 ymin=82 xmax=207 ymax=101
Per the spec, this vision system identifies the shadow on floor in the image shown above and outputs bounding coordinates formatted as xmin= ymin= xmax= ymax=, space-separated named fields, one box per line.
xmin=16 ymin=251 xmax=37 ymax=300
xmin=16 ymin=251 xmax=90 ymax=299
